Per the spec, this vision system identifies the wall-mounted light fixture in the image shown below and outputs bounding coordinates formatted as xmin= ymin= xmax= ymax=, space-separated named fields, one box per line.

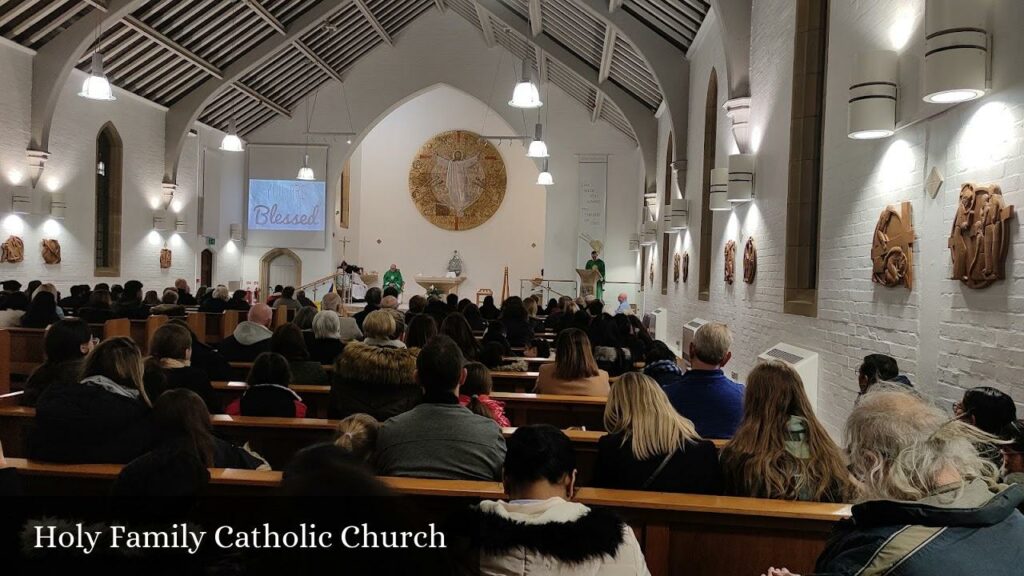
xmin=230 ymin=223 xmax=242 ymax=241
xmin=628 ymin=233 xmax=640 ymax=252
xmin=923 ymin=0 xmax=989 ymax=104
xmin=153 ymin=212 xmax=168 ymax=231
xmin=727 ymin=154 xmax=754 ymax=203
xmin=670 ymin=198 xmax=689 ymax=230
xmin=11 ymin=189 xmax=31 ymax=215
xmin=849 ymin=51 xmax=898 ymax=139
xmin=709 ymin=168 xmax=731 ymax=211
xmin=49 ymin=193 xmax=66 ymax=220
xmin=174 ymin=217 xmax=187 ymax=234
xmin=641 ymin=220 xmax=658 ymax=245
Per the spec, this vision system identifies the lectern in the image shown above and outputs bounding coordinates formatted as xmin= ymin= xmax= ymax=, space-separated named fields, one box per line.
xmin=576 ymin=268 xmax=602 ymax=298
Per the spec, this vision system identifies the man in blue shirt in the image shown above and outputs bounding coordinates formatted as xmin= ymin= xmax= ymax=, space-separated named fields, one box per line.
xmin=614 ymin=292 xmax=630 ymax=315
xmin=645 ymin=323 xmax=744 ymax=439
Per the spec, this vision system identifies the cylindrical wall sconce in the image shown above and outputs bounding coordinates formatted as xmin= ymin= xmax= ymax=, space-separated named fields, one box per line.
xmin=49 ymin=193 xmax=67 ymax=220
xmin=670 ymin=198 xmax=689 ymax=230
xmin=709 ymin=168 xmax=731 ymax=211
xmin=641 ymin=220 xmax=657 ymax=245
xmin=153 ymin=213 xmax=168 ymax=231
xmin=230 ymin=223 xmax=242 ymax=241
xmin=923 ymin=0 xmax=988 ymax=104
xmin=174 ymin=218 xmax=187 ymax=233
xmin=848 ymin=51 xmax=898 ymax=139
xmin=628 ymin=233 xmax=640 ymax=252
xmin=11 ymin=189 xmax=31 ymax=215
xmin=727 ymin=154 xmax=754 ymax=203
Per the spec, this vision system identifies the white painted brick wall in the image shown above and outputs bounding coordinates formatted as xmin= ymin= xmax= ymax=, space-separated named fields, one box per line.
xmin=646 ymin=0 xmax=1024 ymax=436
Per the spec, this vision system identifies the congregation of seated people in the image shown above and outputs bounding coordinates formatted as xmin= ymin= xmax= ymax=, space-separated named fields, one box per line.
xmin=3 ymin=282 xmax=1024 ymax=574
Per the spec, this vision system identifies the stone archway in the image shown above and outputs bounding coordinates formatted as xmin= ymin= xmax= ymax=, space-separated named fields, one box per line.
xmin=259 ymin=248 xmax=302 ymax=301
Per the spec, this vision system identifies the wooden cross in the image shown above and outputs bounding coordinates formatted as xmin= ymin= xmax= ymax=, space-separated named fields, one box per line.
xmin=339 ymin=236 xmax=351 ymax=256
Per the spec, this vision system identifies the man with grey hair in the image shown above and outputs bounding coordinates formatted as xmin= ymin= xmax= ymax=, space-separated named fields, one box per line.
xmin=766 ymin=387 xmax=1024 ymax=576
xmin=660 ymin=322 xmax=744 ymax=439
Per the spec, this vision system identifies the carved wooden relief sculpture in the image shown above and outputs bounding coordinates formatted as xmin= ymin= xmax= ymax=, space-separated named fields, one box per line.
xmin=673 ymin=252 xmax=681 ymax=284
xmin=871 ymin=202 xmax=915 ymax=289
xmin=1 ymin=236 xmax=24 ymax=263
xmin=724 ymin=240 xmax=736 ymax=284
xmin=41 ymin=239 xmax=61 ymax=264
xmin=949 ymin=183 xmax=1015 ymax=289
xmin=160 ymin=248 xmax=172 ymax=269
xmin=743 ymin=237 xmax=757 ymax=284
xmin=682 ymin=251 xmax=689 ymax=283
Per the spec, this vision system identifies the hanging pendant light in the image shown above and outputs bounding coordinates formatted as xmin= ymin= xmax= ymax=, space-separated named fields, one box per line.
xmin=526 ymin=123 xmax=549 ymax=158
xmin=509 ymin=63 xmax=542 ymax=108
xmin=219 ymin=118 xmax=244 ymax=152
xmin=297 ymin=154 xmax=315 ymax=181
xmin=79 ymin=51 xmax=115 ymax=101
xmin=537 ymin=159 xmax=554 ymax=185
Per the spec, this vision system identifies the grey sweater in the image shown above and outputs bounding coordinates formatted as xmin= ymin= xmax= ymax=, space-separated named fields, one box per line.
xmin=375 ymin=401 xmax=506 ymax=481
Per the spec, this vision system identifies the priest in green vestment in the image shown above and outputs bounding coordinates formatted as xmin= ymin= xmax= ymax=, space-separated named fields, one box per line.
xmin=383 ymin=264 xmax=405 ymax=294
xmin=585 ymin=250 xmax=606 ymax=300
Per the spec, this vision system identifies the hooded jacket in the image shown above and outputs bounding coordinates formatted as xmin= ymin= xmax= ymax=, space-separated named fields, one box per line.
xmin=217 ymin=321 xmax=273 ymax=361
xmin=816 ymin=480 xmax=1024 ymax=575
xmin=30 ymin=377 xmax=154 ymax=464
xmin=329 ymin=342 xmax=421 ymax=421
xmin=465 ymin=497 xmax=650 ymax=576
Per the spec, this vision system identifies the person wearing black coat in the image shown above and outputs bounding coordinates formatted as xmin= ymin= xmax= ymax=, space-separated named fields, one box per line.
xmin=30 ymin=338 xmax=154 ymax=464
xmin=142 ymin=323 xmax=222 ymax=413
xmin=592 ymin=372 xmax=722 ymax=495
xmin=226 ymin=290 xmax=252 ymax=312
xmin=22 ymin=318 xmax=94 ymax=407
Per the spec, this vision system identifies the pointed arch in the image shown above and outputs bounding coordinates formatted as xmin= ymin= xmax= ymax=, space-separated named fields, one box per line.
xmin=95 ymin=122 xmax=123 ymax=278
xmin=698 ymin=69 xmax=718 ymax=301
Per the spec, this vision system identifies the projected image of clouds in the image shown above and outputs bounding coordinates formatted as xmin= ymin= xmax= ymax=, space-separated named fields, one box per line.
xmin=248 ymin=179 xmax=326 ymax=232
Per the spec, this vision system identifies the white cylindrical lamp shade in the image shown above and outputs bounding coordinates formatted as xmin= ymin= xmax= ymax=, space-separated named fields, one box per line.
xmin=923 ymin=0 xmax=988 ymax=104
xmin=727 ymin=154 xmax=754 ymax=203
xmin=670 ymin=198 xmax=689 ymax=229
xmin=230 ymin=224 xmax=242 ymax=241
xmin=50 ymin=193 xmax=67 ymax=220
xmin=641 ymin=220 xmax=658 ymax=245
xmin=709 ymin=167 xmax=731 ymax=211
xmin=848 ymin=51 xmax=898 ymax=139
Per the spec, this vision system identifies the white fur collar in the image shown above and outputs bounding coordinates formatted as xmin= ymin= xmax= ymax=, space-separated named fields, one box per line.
xmin=478 ymin=497 xmax=590 ymax=525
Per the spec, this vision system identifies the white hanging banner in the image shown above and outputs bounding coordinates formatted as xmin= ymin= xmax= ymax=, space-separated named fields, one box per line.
xmin=577 ymin=154 xmax=608 ymax=267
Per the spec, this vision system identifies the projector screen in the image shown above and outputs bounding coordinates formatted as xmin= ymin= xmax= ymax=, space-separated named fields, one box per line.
xmin=245 ymin=144 xmax=329 ymax=249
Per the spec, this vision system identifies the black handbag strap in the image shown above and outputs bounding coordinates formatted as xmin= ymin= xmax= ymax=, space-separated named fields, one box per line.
xmin=641 ymin=451 xmax=676 ymax=489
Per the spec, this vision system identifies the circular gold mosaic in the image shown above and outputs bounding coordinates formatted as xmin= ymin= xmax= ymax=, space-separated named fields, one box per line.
xmin=409 ymin=130 xmax=507 ymax=231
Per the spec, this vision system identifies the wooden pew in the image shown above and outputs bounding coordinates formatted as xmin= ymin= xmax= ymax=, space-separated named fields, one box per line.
xmin=6 ymin=457 xmax=850 ymax=575
xmin=0 ymin=399 xmax=608 ymax=479
xmin=211 ymin=381 xmax=608 ymax=430
xmin=491 ymin=371 xmax=540 ymax=393
xmin=186 ymin=311 xmax=240 ymax=344
xmin=99 ymin=315 xmax=168 ymax=355
xmin=503 ymin=355 xmax=554 ymax=370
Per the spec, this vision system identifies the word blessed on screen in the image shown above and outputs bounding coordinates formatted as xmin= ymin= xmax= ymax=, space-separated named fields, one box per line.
xmin=248 ymin=179 xmax=326 ymax=232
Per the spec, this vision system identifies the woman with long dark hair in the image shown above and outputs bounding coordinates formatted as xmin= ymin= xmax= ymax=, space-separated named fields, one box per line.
xmin=479 ymin=294 xmax=499 ymax=321
xmin=153 ymin=389 xmax=267 ymax=469
xmin=22 ymin=318 xmax=94 ymax=406
xmin=439 ymin=312 xmax=481 ymax=361
xmin=720 ymin=361 xmax=853 ymax=502
xmin=20 ymin=291 xmax=61 ymax=328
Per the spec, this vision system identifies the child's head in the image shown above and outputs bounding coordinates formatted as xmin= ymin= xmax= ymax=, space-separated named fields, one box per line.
xmin=525 ymin=338 xmax=551 ymax=359
xmin=462 ymin=362 xmax=496 ymax=422
xmin=334 ymin=413 xmax=380 ymax=463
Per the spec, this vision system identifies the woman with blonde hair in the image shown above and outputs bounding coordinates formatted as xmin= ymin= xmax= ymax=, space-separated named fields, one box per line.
xmin=321 ymin=291 xmax=363 ymax=341
xmin=30 ymin=337 xmax=154 ymax=463
xmin=362 ymin=309 xmax=405 ymax=348
xmin=594 ymin=372 xmax=721 ymax=494
xmin=334 ymin=413 xmax=380 ymax=463
xmin=535 ymin=328 xmax=609 ymax=396
xmin=721 ymin=361 xmax=853 ymax=502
